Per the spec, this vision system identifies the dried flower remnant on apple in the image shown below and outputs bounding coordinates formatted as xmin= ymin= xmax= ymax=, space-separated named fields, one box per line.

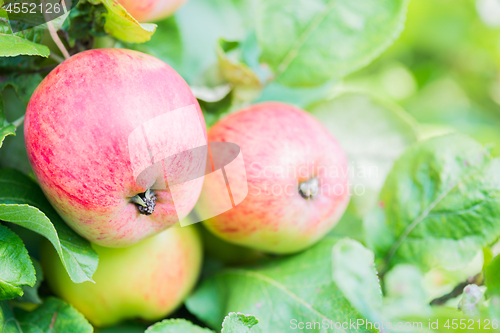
xmin=130 ymin=189 xmax=157 ymax=215
xmin=298 ymin=177 xmax=320 ymax=199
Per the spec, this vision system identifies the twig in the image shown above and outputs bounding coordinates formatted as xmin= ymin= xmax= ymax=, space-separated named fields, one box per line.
xmin=61 ymin=0 xmax=67 ymax=13
xmin=46 ymin=21 xmax=70 ymax=60
xmin=12 ymin=115 xmax=25 ymax=128
xmin=43 ymin=0 xmax=70 ymax=60
xmin=49 ymin=52 xmax=65 ymax=63
xmin=430 ymin=273 xmax=482 ymax=306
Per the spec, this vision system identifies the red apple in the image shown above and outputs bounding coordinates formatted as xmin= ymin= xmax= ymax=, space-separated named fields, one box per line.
xmin=117 ymin=0 xmax=188 ymax=22
xmin=196 ymin=102 xmax=350 ymax=254
xmin=25 ymin=49 xmax=206 ymax=247
xmin=40 ymin=223 xmax=203 ymax=327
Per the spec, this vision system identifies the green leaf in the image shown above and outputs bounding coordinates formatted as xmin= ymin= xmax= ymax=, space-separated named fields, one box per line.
xmin=403 ymin=307 xmax=495 ymax=332
xmin=370 ymin=133 xmax=500 ymax=273
xmin=146 ymin=319 xmax=214 ymax=333
xmin=0 ymin=169 xmax=98 ymax=283
xmin=256 ymin=0 xmax=409 ymax=87
xmin=0 ymin=10 xmax=49 ymax=58
xmin=0 ymin=122 xmax=14 ymax=148
xmin=94 ymin=0 xmax=156 ymax=43
xmin=0 ymin=74 xmax=42 ymax=149
xmin=327 ymin=211 xmax=366 ymax=243
xmin=217 ymin=40 xmax=261 ymax=88
xmin=0 ymin=94 xmax=15 ymax=149
xmin=216 ymin=39 xmax=262 ymax=106
xmin=489 ymin=295 xmax=500 ymax=322
xmin=16 ymin=257 xmax=43 ymax=304
xmin=190 ymin=62 xmax=231 ymax=103
xmin=485 ymin=255 xmax=500 ymax=297
xmin=0 ymin=34 xmax=49 ymax=58
xmin=60 ymin=0 xmax=107 ymax=47
xmin=308 ymin=92 xmax=418 ymax=218
xmin=0 ymin=301 xmax=21 ymax=333
xmin=186 ymin=235 xmax=375 ymax=332
xmin=0 ymin=73 xmax=43 ymax=104
xmin=14 ymin=297 xmax=93 ymax=332
xmin=331 ymin=239 xmax=382 ymax=322
xmin=0 ymin=55 xmax=44 ymax=72
xmin=0 ymin=224 xmax=35 ymax=300
xmin=221 ymin=313 xmax=259 ymax=333
xmin=0 ymin=86 xmax=34 ymax=174
xmin=256 ymin=79 xmax=338 ymax=109
xmin=130 ymin=0 xmax=253 ymax=83
xmin=383 ymin=265 xmax=430 ymax=319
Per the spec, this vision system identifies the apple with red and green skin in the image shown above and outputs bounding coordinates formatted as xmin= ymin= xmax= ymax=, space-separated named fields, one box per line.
xmin=40 ymin=223 xmax=203 ymax=327
xmin=196 ymin=102 xmax=350 ymax=254
xmin=25 ymin=48 xmax=206 ymax=248
xmin=117 ymin=0 xmax=188 ymax=22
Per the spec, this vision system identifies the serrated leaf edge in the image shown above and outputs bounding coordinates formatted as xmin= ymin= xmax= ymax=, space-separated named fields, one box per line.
xmin=0 ymin=203 xmax=95 ymax=283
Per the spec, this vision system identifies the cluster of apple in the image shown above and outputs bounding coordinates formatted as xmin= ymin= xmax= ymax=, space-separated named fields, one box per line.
xmin=24 ymin=48 xmax=350 ymax=327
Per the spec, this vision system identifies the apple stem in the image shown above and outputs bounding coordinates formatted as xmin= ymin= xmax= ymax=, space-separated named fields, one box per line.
xmin=298 ymin=177 xmax=319 ymax=199
xmin=131 ymin=189 xmax=157 ymax=215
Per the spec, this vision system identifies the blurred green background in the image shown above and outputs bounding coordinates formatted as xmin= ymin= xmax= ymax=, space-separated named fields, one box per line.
xmin=346 ymin=0 xmax=500 ymax=155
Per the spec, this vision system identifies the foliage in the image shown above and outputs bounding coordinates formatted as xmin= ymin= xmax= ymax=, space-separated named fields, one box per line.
xmin=187 ymin=235 xmax=376 ymax=332
xmin=145 ymin=313 xmax=259 ymax=333
xmin=256 ymin=0 xmax=409 ymax=87
xmin=0 ymin=7 xmax=49 ymax=58
xmin=1 ymin=0 xmax=500 ymax=332
xmin=0 ymin=297 xmax=93 ymax=332
xmin=367 ymin=133 xmax=500 ymax=273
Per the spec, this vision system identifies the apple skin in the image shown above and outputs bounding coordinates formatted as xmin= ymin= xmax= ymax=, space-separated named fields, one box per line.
xmin=25 ymin=49 xmax=206 ymax=247
xmin=40 ymin=223 xmax=203 ymax=327
xmin=197 ymin=102 xmax=350 ymax=254
xmin=117 ymin=0 xmax=188 ymax=22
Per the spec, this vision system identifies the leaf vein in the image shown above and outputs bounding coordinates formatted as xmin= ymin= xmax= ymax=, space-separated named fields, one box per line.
xmin=225 ymin=270 xmax=330 ymax=320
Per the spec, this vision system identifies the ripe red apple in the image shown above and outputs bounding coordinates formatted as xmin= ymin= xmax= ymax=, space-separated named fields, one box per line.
xmin=25 ymin=49 xmax=206 ymax=247
xmin=196 ymin=102 xmax=350 ymax=254
xmin=40 ymin=224 xmax=203 ymax=327
xmin=117 ymin=0 xmax=188 ymax=22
